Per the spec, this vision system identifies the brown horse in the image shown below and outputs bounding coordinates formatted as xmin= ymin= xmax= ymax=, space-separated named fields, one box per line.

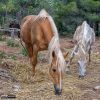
xmin=20 ymin=9 xmax=68 ymax=95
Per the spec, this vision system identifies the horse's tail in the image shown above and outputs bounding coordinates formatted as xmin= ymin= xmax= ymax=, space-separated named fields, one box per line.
xmin=17 ymin=29 xmax=20 ymax=38
xmin=19 ymin=38 xmax=28 ymax=54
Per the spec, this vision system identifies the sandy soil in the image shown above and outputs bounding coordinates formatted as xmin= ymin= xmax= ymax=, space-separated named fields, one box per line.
xmin=0 ymin=36 xmax=100 ymax=100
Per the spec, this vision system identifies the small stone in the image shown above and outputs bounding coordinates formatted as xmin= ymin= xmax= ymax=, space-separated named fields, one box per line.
xmin=12 ymin=84 xmax=20 ymax=92
xmin=1 ymin=94 xmax=16 ymax=99
xmin=93 ymin=85 xmax=100 ymax=94
xmin=94 ymin=86 xmax=100 ymax=90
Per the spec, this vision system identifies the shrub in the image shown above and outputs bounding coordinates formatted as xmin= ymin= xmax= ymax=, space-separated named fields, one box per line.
xmin=11 ymin=55 xmax=17 ymax=60
xmin=21 ymin=48 xmax=28 ymax=57
xmin=0 ymin=33 xmax=5 ymax=41
xmin=7 ymin=39 xmax=19 ymax=47
xmin=0 ymin=51 xmax=6 ymax=58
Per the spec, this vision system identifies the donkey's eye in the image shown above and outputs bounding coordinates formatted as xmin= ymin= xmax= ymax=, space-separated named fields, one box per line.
xmin=52 ymin=69 xmax=56 ymax=72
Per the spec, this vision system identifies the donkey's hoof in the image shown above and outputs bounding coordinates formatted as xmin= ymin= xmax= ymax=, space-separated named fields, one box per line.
xmin=79 ymin=75 xmax=84 ymax=79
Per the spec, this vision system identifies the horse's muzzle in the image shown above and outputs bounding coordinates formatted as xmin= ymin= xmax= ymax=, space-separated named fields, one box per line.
xmin=54 ymin=84 xmax=62 ymax=95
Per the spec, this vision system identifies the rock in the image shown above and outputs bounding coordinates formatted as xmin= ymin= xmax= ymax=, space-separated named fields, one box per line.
xmin=12 ymin=84 xmax=20 ymax=92
xmin=94 ymin=86 xmax=100 ymax=90
xmin=1 ymin=94 xmax=16 ymax=99
xmin=93 ymin=85 xmax=100 ymax=94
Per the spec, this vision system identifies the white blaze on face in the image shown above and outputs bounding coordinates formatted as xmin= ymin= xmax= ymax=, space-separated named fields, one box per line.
xmin=57 ymin=50 xmax=65 ymax=90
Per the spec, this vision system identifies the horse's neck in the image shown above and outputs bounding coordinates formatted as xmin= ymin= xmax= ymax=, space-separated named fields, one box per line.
xmin=40 ymin=19 xmax=54 ymax=44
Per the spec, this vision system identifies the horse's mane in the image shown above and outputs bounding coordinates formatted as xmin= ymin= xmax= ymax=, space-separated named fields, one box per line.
xmin=36 ymin=9 xmax=66 ymax=72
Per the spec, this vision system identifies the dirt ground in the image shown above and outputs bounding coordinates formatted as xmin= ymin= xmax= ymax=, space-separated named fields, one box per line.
xmin=0 ymin=36 xmax=100 ymax=100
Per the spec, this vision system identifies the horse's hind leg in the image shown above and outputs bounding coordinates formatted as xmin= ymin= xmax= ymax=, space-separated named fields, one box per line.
xmin=88 ymin=45 xmax=91 ymax=63
xmin=25 ymin=44 xmax=38 ymax=76
xmin=31 ymin=45 xmax=38 ymax=76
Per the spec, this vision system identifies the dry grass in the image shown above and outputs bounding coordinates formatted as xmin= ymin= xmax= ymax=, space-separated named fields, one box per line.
xmin=0 ymin=36 xmax=100 ymax=100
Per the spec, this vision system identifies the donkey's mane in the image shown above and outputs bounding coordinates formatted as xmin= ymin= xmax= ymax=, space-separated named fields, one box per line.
xmin=36 ymin=9 xmax=66 ymax=72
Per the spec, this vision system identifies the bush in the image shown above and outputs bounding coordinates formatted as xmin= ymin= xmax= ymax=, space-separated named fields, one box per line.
xmin=0 ymin=51 xmax=6 ymax=58
xmin=7 ymin=39 xmax=19 ymax=47
xmin=0 ymin=33 xmax=5 ymax=41
xmin=21 ymin=48 xmax=28 ymax=57
xmin=10 ymin=55 xmax=17 ymax=60
xmin=0 ymin=36 xmax=4 ymax=41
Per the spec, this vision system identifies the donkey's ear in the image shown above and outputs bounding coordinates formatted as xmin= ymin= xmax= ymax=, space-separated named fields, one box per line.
xmin=63 ymin=52 xmax=69 ymax=59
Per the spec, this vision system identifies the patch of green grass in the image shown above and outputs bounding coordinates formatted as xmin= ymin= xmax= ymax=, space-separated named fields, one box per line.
xmin=0 ymin=36 xmax=4 ymax=41
xmin=10 ymin=55 xmax=17 ymax=60
xmin=7 ymin=39 xmax=19 ymax=47
xmin=21 ymin=48 xmax=28 ymax=57
xmin=0 ymin=51 xmax=6 ymax=58
xmin=0 ymin=33 xmax=5 ymax=41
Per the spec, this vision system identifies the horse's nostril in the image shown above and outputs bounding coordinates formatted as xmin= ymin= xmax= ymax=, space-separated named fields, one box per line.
xmin=52 ymin=69 xmax=56 ymax=72
xmin=55 ymin=90 xmax=62 ymax=95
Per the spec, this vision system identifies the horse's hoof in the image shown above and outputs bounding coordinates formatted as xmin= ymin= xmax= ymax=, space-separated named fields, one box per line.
xmin=79 ymin=75 xmax=84 ymax=79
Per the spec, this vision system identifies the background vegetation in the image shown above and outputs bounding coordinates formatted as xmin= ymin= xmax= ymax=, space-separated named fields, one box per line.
xmin=0 ymin=0 xmax=100 ymax=36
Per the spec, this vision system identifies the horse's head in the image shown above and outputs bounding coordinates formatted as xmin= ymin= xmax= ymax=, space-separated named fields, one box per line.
xmin=49 ymin=51 xmax=68 ymax=95
xmin=78 ymin=59 xmax=87 ymax=79
xmin=78 ymin=51 xmax=87 ymax=78
xmin=49 ymin=51 xmax=62 ymax=95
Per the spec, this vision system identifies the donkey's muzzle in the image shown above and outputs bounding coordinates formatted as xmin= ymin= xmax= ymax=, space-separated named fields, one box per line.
xmin=54 ymin=84 xmax=62 ymax=95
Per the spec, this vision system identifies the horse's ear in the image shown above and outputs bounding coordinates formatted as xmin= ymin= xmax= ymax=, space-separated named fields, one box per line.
xmin=63 ymin=52 xmax=69 ymax=59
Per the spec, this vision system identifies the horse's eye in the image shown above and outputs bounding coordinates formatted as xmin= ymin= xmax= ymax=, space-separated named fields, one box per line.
xmin=52 ymin=69 xmax=56 ymax=72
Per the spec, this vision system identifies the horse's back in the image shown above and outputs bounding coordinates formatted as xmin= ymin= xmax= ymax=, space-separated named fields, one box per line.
xmin=20 ymin=15 xmax=37 ymax=44
xmin=73 ymin=25 xmax=83 ymax=43
xmin=74 ymin=22 xmax=95 ymax=45
xmin=21 ymin=15 xmax=36 ymax=26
